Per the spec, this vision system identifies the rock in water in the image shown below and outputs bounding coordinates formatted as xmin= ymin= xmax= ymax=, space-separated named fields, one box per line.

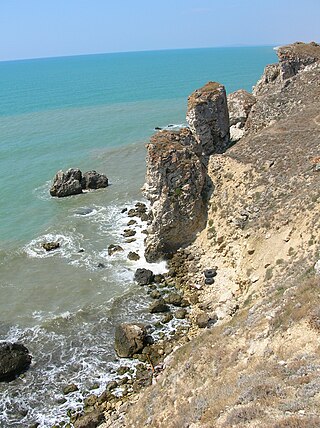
xmin=0 ymin=342 xmax=32 ymax=382
xmin=42 ymin=241 xmax=60 ymax=252
xmin=50 ymin=168 xmax=83 ymax=197
xmin=143 ymin=129 xmax=207 ymax=262
xmin=108 ymin=244 xmax=123 ymax=256
xmin=81 ymin=170 xmax=108 ymax=190
xmin=114 ymin=323 xmax=147 ymax=358
xmin=50 ymin=168 xmax=108 ymax=197
xmin=186 ymin=81 xmax=230 ymax=155
xmin=134 ymin=268 xmax=154 ymax=285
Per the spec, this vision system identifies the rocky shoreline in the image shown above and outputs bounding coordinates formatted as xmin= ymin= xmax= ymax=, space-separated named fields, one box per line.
xmin=3 ymin=41 xmax=319 ymax=428
xmin=61 ymin=41 xmax=320 ymax=428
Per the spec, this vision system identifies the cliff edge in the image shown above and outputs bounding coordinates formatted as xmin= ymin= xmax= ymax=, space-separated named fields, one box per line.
xmin=104 ymin=42 xmax=320 ymax=428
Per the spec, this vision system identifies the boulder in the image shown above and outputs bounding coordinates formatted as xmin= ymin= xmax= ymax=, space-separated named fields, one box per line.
xmin=50 ymin=168 xmax=108 ymax=197
xmin=73 ymin=410 xmax=104 ymax=428
xmin=149 ymin=299 xmax=170 ymax=314
xmin=127 ymin=251 xmax=140 ymax=261
xmin=81 ymin=170 xmax=108 ymax=190
xmin=134 ymin=268 xmax=154 ymax=285
xmin=42 ymin=242 xmax=60 ymax=252
xmin=164 ymin=292 xmax=183 ymax=306
xmin=63 ymin=383 xmax=79 ymax=394
xmin=114 ymin=323 xmax=147 ymax=358
xmin=186 ymin=81 xmax=230 ymax=155
xmin=0 ymin=342 xmax=32 ymax=382
xmin=108 ymin=244 xmax=123 ymax=256
xmin=50 ymin=168 xmax=83 ymax=197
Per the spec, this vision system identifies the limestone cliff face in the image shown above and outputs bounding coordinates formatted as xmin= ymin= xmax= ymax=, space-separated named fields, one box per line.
xmin=144 ymin=81 xmax=230 ymax=262
xmin=227 ymin=89 xmax=256 ymax=141
xmin=186 ymin=81 xmax=230 ymax=156
xmin=144 ymin=129 xmax=207 ymax=262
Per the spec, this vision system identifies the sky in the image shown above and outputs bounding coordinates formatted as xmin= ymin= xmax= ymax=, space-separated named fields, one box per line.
xmin=1 ymin=0 xmax=320 ymax=61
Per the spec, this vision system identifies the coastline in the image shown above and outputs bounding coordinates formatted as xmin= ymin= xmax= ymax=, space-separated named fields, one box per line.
xmin=69 ymin=41 xmax=320 ymax=428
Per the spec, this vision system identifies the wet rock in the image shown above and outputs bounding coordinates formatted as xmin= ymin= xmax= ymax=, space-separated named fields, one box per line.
xmin=117 ymin=366 xmax=132 ymax=376
xmin=97 ymin=263 xmax=105 ymax=268
xmin=134 ymin=268 xmax=154 ymax=285
xmin=149 ymin=290 xmax=161 ymax=299
xmin=127 ymin=209 xmax=137 ymax=217
xmin=127 ymin=219 xmax=137 ymax=226
xmin=122 ymin=229 xmax=136 ymax=238
xmin=127 ymin=251 xmax=140 ymax=261
xmin=73 ymin=410 xmax=104 ymax=428
xmin=140 ymin=214 xmax=149 ymax=222
xmin=175 ymin=308 xmax=188 ymax=319
xmin=121 ymin=208 xmax=127 ymax=214
xmin=125 ymin=238 xmax=136 ymax=243
xmin=114 ymin=323 xmax=147 ymax=358
xmin=106 ymin=380 xmax=118 ymax=391
xmin=149 ymin=299 xmax=170 ymax=313
xmin=0 ymin=342 xmax=32 ymax=382
xmin=50 ymin=168 xmax=83 ymax=197
xmin=63 ymin=383 xmax=79 ymax=395
xmin=81 ymin=170 xmax=108 ymax=190
xmin=108 ymin=244 xmax=123 ymax=256
xmin=186 ymin=81 xmax=230 ymax=155
xmin=164 ymin=292 xmax=183 ymax=306
xmin=162 ymin=313 xmax=173 ymax=323
xmin=42 ymin=242 xmax=60 ymax=252
xmin=154 ymin=274 xmax=165 ymax=283
xmin=84 ymin=394 xmax=97 ymax=408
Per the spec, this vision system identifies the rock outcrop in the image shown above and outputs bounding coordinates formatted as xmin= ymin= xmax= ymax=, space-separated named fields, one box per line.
xmin=227 ymin=89 xmax=256 ymax=141
xmin=186 ymin=81 xmax=230 ymax=155
xmin=247 ymin=41 xmax=320 ymax=133
xmin=0 ymin=342 xmax=32 ymax=381
xmin=144 ymin=128 xmax=207 ymax=262
xmin=50 ymin=168 xmax=108 ymax=197
xmin=114 ymin=323 xmax=147 ymax=358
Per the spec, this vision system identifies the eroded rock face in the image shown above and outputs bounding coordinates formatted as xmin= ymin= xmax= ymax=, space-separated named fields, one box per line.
xmin=253 ymin=42 xmax=320 ymax=96
xmin=114 ymin=323 xmax=147 ymax=358
xmin=186 ymin=81 xmax=230 ymax=155
xmin=278 ymin=41 xmax=320 ymax=79
xmin=0 ymin=342 xmax=32 ymax=382
xmin=228 ymin=90 xmax=256 ymax=128
xmin=248 ymin=42 xmax=320 ymax=133
xmin=228 ymin=89 xmax=256 ymax=141
xmin=144 ymin=129 xmax=207 ymax=262
xmin=50 ymin=168 xmax=108 ymax=197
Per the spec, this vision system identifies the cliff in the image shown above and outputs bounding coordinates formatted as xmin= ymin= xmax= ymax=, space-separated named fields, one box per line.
xmin=101 ymin=42 xmax=320 ymax=428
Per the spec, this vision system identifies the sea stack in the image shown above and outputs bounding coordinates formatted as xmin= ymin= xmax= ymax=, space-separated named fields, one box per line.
xmin=186 ymin=81 xmax=230 ymax=156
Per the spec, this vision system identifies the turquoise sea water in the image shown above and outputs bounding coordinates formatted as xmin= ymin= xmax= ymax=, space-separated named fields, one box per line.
xmin=0 ymin=46 xmax=277 ymax=427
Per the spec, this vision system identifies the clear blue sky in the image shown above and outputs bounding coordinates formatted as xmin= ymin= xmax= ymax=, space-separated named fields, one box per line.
xmin=1 ymin=0 xmax=320 ymax=61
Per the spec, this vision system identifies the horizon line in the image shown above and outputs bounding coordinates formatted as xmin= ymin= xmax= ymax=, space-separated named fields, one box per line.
xmin=0 ymin=43 xmax=279 ymax=64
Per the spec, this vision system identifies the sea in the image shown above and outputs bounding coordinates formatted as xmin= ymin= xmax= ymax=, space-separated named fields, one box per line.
xmin=0 ymin=46 xmax=277 ymax=427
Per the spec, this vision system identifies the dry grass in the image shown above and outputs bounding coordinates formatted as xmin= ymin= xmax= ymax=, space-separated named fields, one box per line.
xmin=272 ymin=415 xmax=320 ymax=428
